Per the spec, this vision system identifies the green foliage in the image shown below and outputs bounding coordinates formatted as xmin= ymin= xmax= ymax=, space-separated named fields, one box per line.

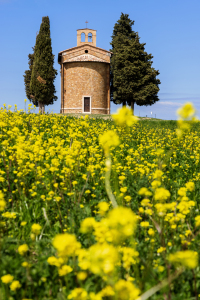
xmin=110 ymin=13 xmax=161 ymax=111
xmin=23 ymin=48 xmax=35 ymax=103
xmin=29 ymin=16 xmax=58 ymax=107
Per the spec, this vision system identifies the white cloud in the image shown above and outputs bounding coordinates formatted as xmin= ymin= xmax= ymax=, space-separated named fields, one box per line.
xmin=158 ymin=101 xmax=183 ymax=106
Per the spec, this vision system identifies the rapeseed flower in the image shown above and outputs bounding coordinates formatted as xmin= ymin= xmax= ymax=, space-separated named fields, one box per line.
xmin=98 ymin=202 xmax=109 ymax=216
xmin=80 ymin=217 xmax=97 ymax=233
xmin=18 ymin=244 xmax=29 ymax=256
xmin=168 ymin=250 xmax=198 ymax=269
xmin=1 ymin=274 xmax=14 ymax=284
xmin=154 ymin=188 xmax=170 ymax=202
xmin=68 ymin=288 xmax=88 ymax=300
xmin=53 ymin=233 xmax=81 ymax=258
xmin=78 ymin=243 xmax=119 ymax=276
xmin=177 ymin=102 xmax=195 ymax=119
xmin=10 ymin=280 xmax=21 ymax=291
xmin=99 ymin=130 xmax=120 ymax=155
xmin=31 ymin=224 xmax=42 ymax=235
xmin=112 ymin=107 xmax=138 ymax=127
xmin=0 ymin=199 xmax=6 ymax=211
xmin=114 ymin=279 xmax=140 ymax=300
xmin=58 ymin=265 xmax=73 ymax=276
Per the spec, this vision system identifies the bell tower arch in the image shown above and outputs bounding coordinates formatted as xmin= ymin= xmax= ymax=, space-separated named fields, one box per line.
xmin=77 ymin=28 xmax=96 ymax=47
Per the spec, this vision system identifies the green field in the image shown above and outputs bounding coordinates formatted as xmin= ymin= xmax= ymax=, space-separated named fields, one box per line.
xmin=0 ymin=105 xmax=200 ymax=300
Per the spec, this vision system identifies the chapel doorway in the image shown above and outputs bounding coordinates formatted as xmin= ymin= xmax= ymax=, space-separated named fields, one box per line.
xmin=84 ymin=97 xmax=90 ymax=113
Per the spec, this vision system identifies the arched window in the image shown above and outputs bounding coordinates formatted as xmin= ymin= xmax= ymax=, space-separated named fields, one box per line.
xmin=81 ymin=32 xmax=85 ymax=42
xmin=88 ymin=33 xmax=92 ymax=42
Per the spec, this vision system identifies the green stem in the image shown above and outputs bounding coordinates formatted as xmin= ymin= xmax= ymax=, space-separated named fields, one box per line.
xmin=105 ymin=157 xmax=118 ymax=208
xmin=135 ymin=268 xmax=183 ymax=300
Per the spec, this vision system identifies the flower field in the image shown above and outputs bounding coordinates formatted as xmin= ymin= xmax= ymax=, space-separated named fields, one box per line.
xmin=1 ymin=104 xmax=200 ymax=300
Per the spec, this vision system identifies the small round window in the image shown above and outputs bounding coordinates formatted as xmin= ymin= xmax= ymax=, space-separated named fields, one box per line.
xmin=85 ymin=50 xmax=88 ymax=53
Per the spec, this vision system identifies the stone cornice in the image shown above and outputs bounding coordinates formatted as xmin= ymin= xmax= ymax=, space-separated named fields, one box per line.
xmin=63 ymin=53 xmax=108 ymax=63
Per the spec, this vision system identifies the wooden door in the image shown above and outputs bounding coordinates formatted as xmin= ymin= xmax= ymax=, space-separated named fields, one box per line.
xmin=84 ymin=97 xmax=90 ymax=112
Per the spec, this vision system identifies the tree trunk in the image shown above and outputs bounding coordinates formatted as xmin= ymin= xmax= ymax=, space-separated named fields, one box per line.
xmin=38 ymin=102 xmax=42 ymax=113
xmin=131 ymin=101 xmax=134 ymax=115
xmin=38 ymin=102 xmax=45 ymax=114
xmin=122 ymin=101 xmax=126 ymax=107
xmin=42 ymin=103 xmax=45 ymax=114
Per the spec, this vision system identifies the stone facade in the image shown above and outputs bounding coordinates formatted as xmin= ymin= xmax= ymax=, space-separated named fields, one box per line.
xmin=58 ymin=28 xmax=111 ymax=114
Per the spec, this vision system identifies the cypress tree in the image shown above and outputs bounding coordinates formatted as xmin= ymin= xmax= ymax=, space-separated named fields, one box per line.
xmin=23 ymin=47 xmax=38 ymax=106
xmin=110 ymin=13 xmax=161 ymax=114
xmin=30 ymin=16 xmax=57 ymax=113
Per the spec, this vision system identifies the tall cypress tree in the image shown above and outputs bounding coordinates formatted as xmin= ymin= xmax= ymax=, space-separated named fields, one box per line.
xmin=110 ymin=13 xmax=161 ymax=114
xmin=30 ymin=16 xmax=57 ymax=113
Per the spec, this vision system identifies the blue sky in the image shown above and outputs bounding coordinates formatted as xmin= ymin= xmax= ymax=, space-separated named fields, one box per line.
xmin=0 ymin=0 xmax=200 ymax=120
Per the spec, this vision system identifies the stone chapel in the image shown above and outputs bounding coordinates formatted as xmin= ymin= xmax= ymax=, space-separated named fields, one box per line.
xmin=58 ymin=28 xmax=112 ymax=114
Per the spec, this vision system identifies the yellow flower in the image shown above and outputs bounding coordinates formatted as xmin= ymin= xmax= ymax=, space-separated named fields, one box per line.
xmin=148 ymin=228 xmax=155 ymax=236
xmin=140 ymin=221 xmax=149 ymax=228
xmin=158 ymin=266 xmax=165 ymax=272
xmin=195 ymin=215 xmax=200 ymax=227
xmin=157 ymin=247 xmax=166 ymax=254
xmin=153 ymin=170 xmax=163 ymax=179
xmin=114 ymin=279 xmax=140 ymax=300
xmin=80 ymin=217 xmax=97 ymax=233
xmin=120 ymin=187 xmax=127 ymax=193
xmin=10 ymin=280 xmax=21 ymax=291
xmin=58 ymin=265 xmax=73 ymax=276
xmin=18 ymin=244 xmax=29 ymax=256
xmin=185 ymin=181 xmax=195 ymax=192
xmin=30 ymin=233 xmax=35 ymax=241
xmin=99 ymin=130 xmax=120 ymax=154
xmin=168 ymin=250 xmax=198 ymax=269
xmin=21 ymin=221 xmax=27 ymax=226
xmin=112 ymin=106 xmax=138 ymax=127
xmin=121 ymin=247 xmax=139 ymax=270
xmin=178 ymin=187 xmax=187 ymax=197
xmin=124 ymin=195 xmax=131 ymax=202
xmin=41 ymin=277 xmax=46 ymax=282
xmin=0 ymin=191 xmax=6 ymax=211
xmin=139 ymin=207 xmax=144 ymax=213
xmin=154 ymin=188 xmax=170 ymax=202
xmin=85 ymin=190 xmax=91 ymax=194
xmin=0 ymin=199 xmax=6 ymax=211
xmin=2 ymin=211 xmax=17 ymax=219
xmin=79 ymin=243 xmax=119 ymax=276
xmin=106 ymin=207 xmax=137 ymax=244
xmin=31 ymin=223 xmax=42 ymax=235
xmin=68 ymin=288 xmax=88 ymax=300
xmin=100 ymin=286 xmax=115 ymax=297
xmin=1 ymin=274 xmax=14 ymax=284
xmin=21 ymin=261 xmax=30 ymax=268
xmin=47 ymin=256 xmax=64 ymax=267
xmin=138 ymin=187 xmax=152 ymax=197
xmin=177 ymin=102 xmax=195 ymax=119
xmin=53 ymin=233 xmax=81 ymax=258
xmin=151 ymin=180 xmax=161 ymax=189
xmin=98 ymin=202 xmax=109 ymax=216
xmin=77 ymin=272 xmax=87 ymax=281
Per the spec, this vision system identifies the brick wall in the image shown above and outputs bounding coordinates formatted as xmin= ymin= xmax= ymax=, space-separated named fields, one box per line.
xmin=62 ymin=61 xmax=110 ymax=114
